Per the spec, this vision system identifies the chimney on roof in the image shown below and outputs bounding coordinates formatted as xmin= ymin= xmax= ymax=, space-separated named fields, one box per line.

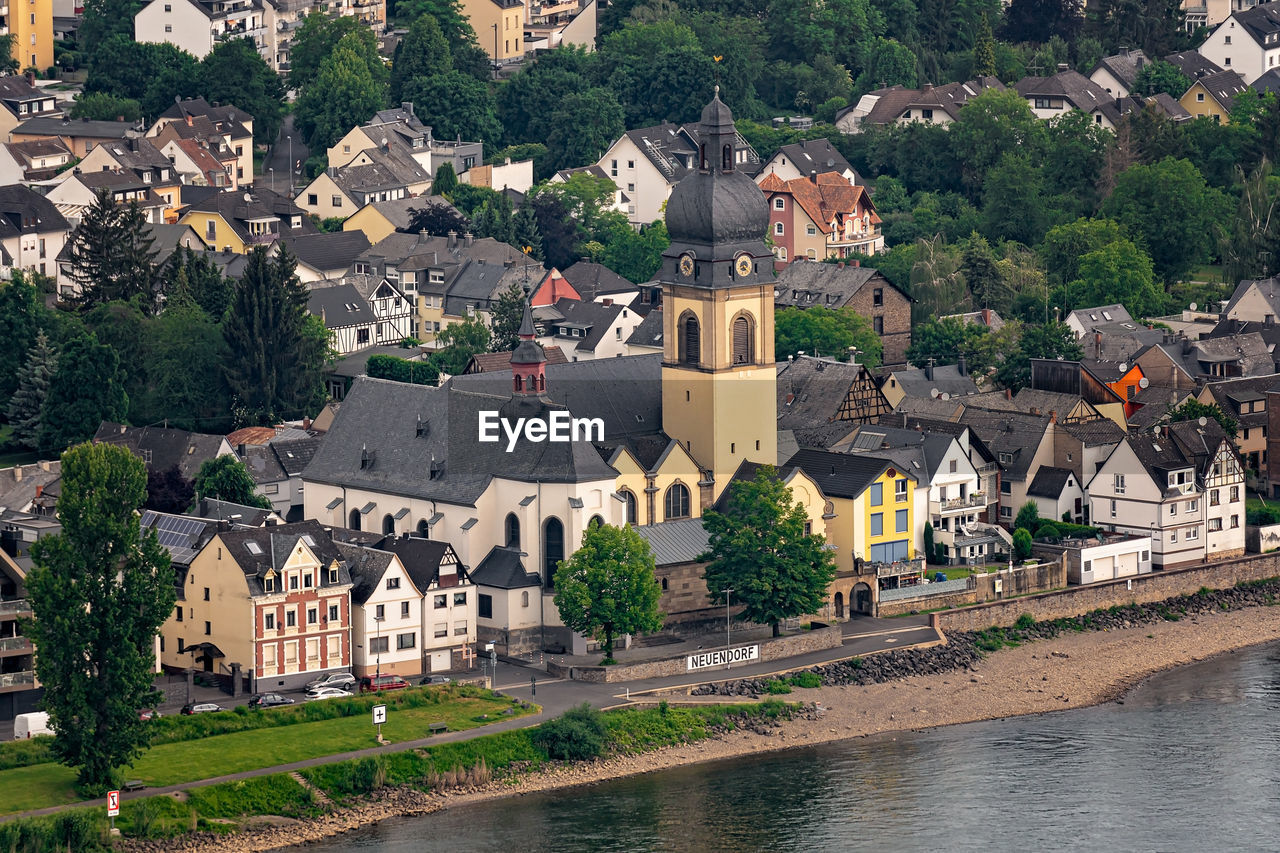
xmin=924 ymin=359 xmax=934 ymax=381
xmin=185 ymin=113 xmax=193 ymax=127
xmin=1049 ymin=410 xmax=1057 ymax=423
xmin=401 ymin=102 xmax=414 ymax=116
xmin=853 ymin=259 xmax=860 ymax=267
xmin=447 ymin=230 xmax=457 ymax=249
xmin=1057 ymin=63 xmax=1069 ymax=72
xmin=922 ymin=82 xmax=933 ymax=91
xmin=1030 ymin=406 xmax=1040 ymax=416
xmin=35 ymin=484 xmax=42 ymax=498
xmin=809 ymin=170 xmax=817 ymax=183
xmin=957 ymin=355 xmax=967 ymax=376
xmin=464 ymin=232 xmax=474 ymax=247
xmin=602 ymin=298 xmax=613 ymax=306
xmin=837 ymin=261 xmax=845 ymax=269
xmin=1005 ymin=388 xmax=1013 ymax=400
xmin=303 ymin=416 xmax=311 ymax=430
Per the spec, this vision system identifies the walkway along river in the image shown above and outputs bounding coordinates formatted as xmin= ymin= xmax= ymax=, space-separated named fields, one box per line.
xmin=299 ymin=640 xmax=1280 ymax=852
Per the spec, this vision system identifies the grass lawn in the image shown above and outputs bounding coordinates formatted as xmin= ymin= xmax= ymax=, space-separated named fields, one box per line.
xmin=0 ymin=693 xmax=532 ymax=816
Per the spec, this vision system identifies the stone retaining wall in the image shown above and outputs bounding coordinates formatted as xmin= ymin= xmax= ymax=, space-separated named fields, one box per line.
xmin=876 ymin=561 xmax=1064 ymax=618
xmin=932 ymin=551 xmax=1280 ymax=633
xmin=549 ymin=624 xmax=843 ymax=683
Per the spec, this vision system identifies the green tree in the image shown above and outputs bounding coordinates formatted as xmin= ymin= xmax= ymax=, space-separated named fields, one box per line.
xmin=430 ymin=316 xmax=492 ymax=374
xmin=961 ymin=232 xmax=1006 ymax=310
xmin=145 ymin=465 xmax=194 ymax=514
xmin=489 ymin=282 xmax=526 ymax=352
xmin=288 ymin=13 xmax=368 ymax=91
xmin=1012 ymin=527 xmax=1033 ymax=560
xmin=162 ymin=246 xmax=232 ymax=320
xmin=0 ymin=273 xmax=48 ymax=408
xmin=905 ymin=316 xmax=990 ymax=369
xmin=193 ymin=454 xmax=271 ymax=508
xmin=853 ymin=37 xmax=918 ymax=93
xmin=972 ymin=13 xmax=996 ymax=77
xmin=949 ymin=88 xmax=1045 ymax=194
xmin=599 ymin=220 xmax=669 ymax=285
xmin=908 ymin=235 xmax=969 ymax=323
xmin=24 ymin=442 xmax=175 ymax=794
xmin=6 ymin=332 xmax=57 ymax=451
xmin=775 ymin=305 xmax=883 ymax=366
xmin=138 ymin=304 xmax=233 ymax=433
xmin=222 ymin=247 xmax=330 ymax=425
xmin=981 ymin=152 xmax=1048 ymax=246
xmin=1219 ymin=160 xmax=1280 ymax=285
xmin=1014 ymin=501 xmax=1040 ymax=532
xmin=1168 ymin=398 xmax=1238 ymax=437
xmin=994 ymin=320 xmax=1082 ymax=392
xmin=1133 ymin=59 xmax=1191 ymax=98
xmin=295 ymin=33 xmax=388 ymax=151
xmin=1038 ymin=217 xmax=1128 ymax=289
xmin=69 ymin=92 xmax=142 ymax=122
xmin=553 ymin=522 xmax=664 ymax=663
xmin=545 ymin=88 xmax=626 ymax=174
xmin=64 ymin=190 xmax=159 ymax=313
xmin=531 ymin=192 xmax=580 ymax=271
xmin=432 ymin=162 xmax=458 ymax=196
xmin=390 ymin=13 xmax=452 ymax=104
xmin=0 ymin=35 xmax=17 ymax=74
xmin=701 ymin=466 xmax=836 ymax=637
xmin=402 ymin=71 xmax=502 ymax=143
xmin=38 ymin=330 xmax=128 ymax=453
xmin=1100 ymin=157 xmax=1230 ymax=283
xmin=1067 ymin=238 xmax=1162 ymax=318
xmin=512 ymin=205 xmax=545 ymax=262
xmin=597 ymin=21 xmax=716 ymax=126
xmin=197 ymin=39 xmax=286 ymax=144
xmin=78 ymin=0 xmax=141 ymax=59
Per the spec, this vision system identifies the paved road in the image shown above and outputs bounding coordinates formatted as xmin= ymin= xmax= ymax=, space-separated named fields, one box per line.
xmin=1 ymin=615 xmax=941 ymax=821
xmin=261 ymin=114 xmax=308 ymax=196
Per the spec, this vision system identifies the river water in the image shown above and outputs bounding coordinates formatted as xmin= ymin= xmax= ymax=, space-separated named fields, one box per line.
xmin=301 ymin=643 xmax=1280 ymax=852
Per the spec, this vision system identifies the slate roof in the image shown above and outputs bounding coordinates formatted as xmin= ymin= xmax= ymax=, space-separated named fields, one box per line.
xmin=1223 ymin=275 xmax=1280 ymax=320
xmin=358 ymin=196 xmax=425 ymax=231
xmin=14 ymin=117 xmax=140 ymax=138
xmin=192 ymin=497 xmax=276 ymax=528
xmin=886 ymin=364 xmax=979 ymax=400
xmin=160 ymin=97 xmax=252 ymax=134
xmin=846 ymin=78 xmax=1005 ymax=124
xmin=470 ymin=545 xmax=540 ymax=588
xmin=373 ymin=534 xmax=469 ymax=592
xmin=271 ymin=436 xmax=321 ymax=477
xmin=1057 ymin=418 xmax=1127 ymax=447
xmin=0 ymin=461 xmax=60 ymax=514
xmin=619 ymin=119 xmax=762 ymax=184
xmin=1027 ymin=466 xmax=1075 ymax=499
xmin=335 ymin=541 xmax=396 ymax=605
xmin=1253 ymin=67 xmax=1280 ymax=95
xmin=93 ymin=422 xmax=227 ymax=480
xmin=954 ymin=409 xmax=1053 ymax=483
xmin=839 ymin=424 xmax=956 ymax=482
xmin=773 ymin=263 xmax=896 ymax=310
xmin=144 ymin=222 xmax=202 ymax=265
xmin=0 ymin=76 xmax=51 ymax=106
xmin=1200 ymin=374 xmax=1280 ymax=427
xmin=94 ymin=137 xmax=171 ymax=171
xmin=308 ymin=282 xmax=374 ymax=329
xmin=1091 ymin=49 xmax=1150 ymax=91
xmin=786 ymin=448 xmax=910 ymax=499
xmin=302 ymin=374 xmax=621 ymax=507
xmin=281 ymin=231 xmax=371 ymax=275
xmin=633 ymin=518 xmax=711 ymax=566
xmin=767 ymin=138 xmax=858 ymax=181
xmin=1194 ymin=69 xmax=1249 ymax=107
xmin=1165 ymin=51 xmax=1222 ymax=80
xmin=184 ymin=187 xmax=314 ymax=243
xmin=625 ymin=308 xmax=664 ymax=350
xmin=558 ymin=261 xmax=638 ymax=301
xmin=0 ymin=184 xmax=70 ymax=236
xmin=216 ymin=521 xmax=351 ymax=597
xmin=239 ymin=442 xmax=287 ymax=486
xmin=464 ymin=347 xmax=568 ymax=374
xmin=1128 ymin=419 xmax=1230 ymax=496
xmin=1233 ymin=1 xmax=1280 ymax=48
xmin=777 ymin=356 xmax=885 ymax=433
xmin=1015 ymin=70 xmax=1112 ymax=111
xmin=544 ymin=297 xmax=627 ymax=353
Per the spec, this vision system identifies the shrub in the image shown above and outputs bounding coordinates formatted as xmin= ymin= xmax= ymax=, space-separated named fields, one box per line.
xmin=532 ymin=703 xmax=607 ymax=761
xmin=1014 ymin=613 xmax=1036 ymax=630
xmin=789 ymin=671 xmax=822 ymax=689
xmin=764 ymin=679 xmax=792 ymax=694
xmin=1034 ymin=523 xmax=1060 ymax=541
xmin=1012 ymin=528 xmax=1033 ymax=560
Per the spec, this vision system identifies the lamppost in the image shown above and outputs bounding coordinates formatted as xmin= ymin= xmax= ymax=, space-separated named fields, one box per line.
xmin=374 ymin=614 xmax=384 ymax=682
xmin=286 ymin=135 xmax=293 ymax=197
xmin=269 ymin=167 xmax=274 ymax=193
xmin=491 ymin=23 xmax=499 ymax=79
xmin=723 ymin=587 xmax=733 ymax=669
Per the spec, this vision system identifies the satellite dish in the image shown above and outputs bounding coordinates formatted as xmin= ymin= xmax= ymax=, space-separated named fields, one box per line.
xmin=1190 ymin=302 xmax=1198 ymax=311
xmin=930 ymin=388 xmax=940 ymax=399
xmin=1198 ymin=416 xmax=1208 ymax=427
xmin=940 ymin=392 xmax=951 ymax=401
xmin=243 ymin=192 xmax=252 ymax=203
xmin=1139 ymin=377 xmax=1150 ymax=389
xmin=381 ymin=137 xmax=388 ymax=147
xmin=1118 ymin=362 xmax=1127 ymax=372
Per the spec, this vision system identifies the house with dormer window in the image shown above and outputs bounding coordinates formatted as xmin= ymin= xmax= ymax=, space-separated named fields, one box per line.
xmin=757 ymin=171 xmax=883 ymax=265
xmin=178 ymin=187 xmax=313 ymax=253
xmin=1200 ymin=1 xmax=1280 ymax=83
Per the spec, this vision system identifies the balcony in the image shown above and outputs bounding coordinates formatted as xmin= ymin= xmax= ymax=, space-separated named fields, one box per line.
xmin=245 ymin=231 xmax=279 ymax=245
xmin=0 ymin=599 xmax=31 ymax=617
xmin=0 ymin=671 xmax=35 ymax=688
xmin=932 ymin=492 xmax=987 ymax=517
xmin=0 ymin=636 xmax=30 ymax=654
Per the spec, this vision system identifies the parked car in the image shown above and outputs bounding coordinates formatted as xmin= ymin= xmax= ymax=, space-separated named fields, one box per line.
xmin=304 ymin=687 xmax=353 ymax=702
xmin=420 ymin=675 xmax=452 ymax=685
xmin=248 ymin=693 xmax=295 ymax=709
xmin=13 ymin=711 xmax=51 ymax=740
xmin=359 ymin=674 xmax=409 ymax=693
xmin=137 ymin=709 xmax=161 ymax=721
xmin=180 ymin=702 xmax=225 ymax=715
xmin=304 ymin=672 xmax=356 ymax=691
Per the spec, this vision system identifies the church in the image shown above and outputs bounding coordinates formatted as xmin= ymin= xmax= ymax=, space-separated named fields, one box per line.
xmin=301 ymin=92 xmax=842 ymax=657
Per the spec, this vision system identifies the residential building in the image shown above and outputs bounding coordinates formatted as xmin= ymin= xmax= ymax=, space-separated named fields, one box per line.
xmin=308 ymin=278 xmax=414 ymax=354
xmin=461 ymin=0 xmax=524 ymax=63
xmin=134 ymin=0 xmax=275 ymax=69
xmin=0 ymin=75 xmax=60 ymax=140
xmin=77 ymin=137 xmax=182 ymax=219
xmin=326 ymin=104 xmax=480 ymax=181
xmin=1015 ymin=68 xmax=1117 ymax=126
xmin=156 ymin=520 xmax=354 ymax=691
xmin=279 ymin=231 xmax=371 ymax=282
xmin=776 ymin=356 xmax=893 ymax=450
xmin=0 ymin=138 xmax=71 ymax=184
xmin=1165 ymin=50 xmax=1224 ymax=80
xmin=93 ymin=421 xmax=234 ymax=481
xmin=149 ymin=98 xmax=254 ymax=186
xmin=1026 ymin=466 xmax=1084 ymax=525
xmin=595 ymin=120 xmax=762 ymax=225
xmin=235 ymin=434 xmax=321 ymax=522
xmin=1222 ymin=274 xmax=1280 ymax=323
xmin=6 ymin=0 xmax=54 ymax=74
xmin=759 ymin=139 xmax=859 ymax=184
xmin=943 ymin=308 xmax=1005 ymax=332
xmin=159 ymin=138 xmax=234 ymax=188
xmin=297 ymin=151 xmax=430 ymax=222
xmin=0 ymin=184 xmax=69 ymax=282
xmin=834 ymin=78 xmax=1006 ymax=132
xmin=1133 ymin=333 xmax=1275 ymax=388
xmin=773 ymin=263 xmax=908 ymax=363
xmin=1197 ymin=374 xmax=1278 ymax=473
xmin=341 ymin=196 xmax=428 ymax=245
xmin=339 ymin=543 xmax=427 ymax=678
xmin=880 ymin=362 xmax=980 ymax=409
xmin=1033 ymin=532 xmax=1153 ymax=585
xmin=958 ymin=408 xmax=1057 ymax=526
xmin=459 ymin=156 xmax=534 ymax=195
xmin=1199 ymin=1 xmax=1280 ymax=82
xmin=10 ymin=117 xmax=141 ymax=159
xmin=758 ymin=172 xmax=883 ymax=264
xmin=178 ymin=187 xmax=313 ymax=253
xmin=1179 ymin=68 xmax=1250 ymax=121
xmin=557 ymin=260 xmax=649 ymax=306
xmin=623 ymin=308 xmax=663 ymax=356
xmin=535 ymin=296 xmax=644 ymax=361
xmin=1090 ymin=48 xmax=1151 ymax=96
xmin=45 ymin=171 xmax=171 ymax=225
xmin=1089 ymin=420 xmax=1245 ymax=567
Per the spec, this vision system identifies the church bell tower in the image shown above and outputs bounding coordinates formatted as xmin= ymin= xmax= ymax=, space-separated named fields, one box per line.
xmin=660 ymin=88 xmax=777 ymax=500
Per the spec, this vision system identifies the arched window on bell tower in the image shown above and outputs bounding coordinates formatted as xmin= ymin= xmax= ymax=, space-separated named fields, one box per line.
xmin=722 ymin=144 xmax=733 ymax=172
xmin=699 ymin=143 xmax=708 ymax=171
xmin=679 ymin=312 xmax=700 ymax=365
xmin=732 ymin=313 xmax=754 ymax=365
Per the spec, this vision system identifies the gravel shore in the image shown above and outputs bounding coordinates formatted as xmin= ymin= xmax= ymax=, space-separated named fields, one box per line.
xmin=133 ymin=603 xmax=1280 ymax=852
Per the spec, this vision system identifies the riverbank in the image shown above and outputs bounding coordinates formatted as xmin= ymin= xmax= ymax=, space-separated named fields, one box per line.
xmin=116 ymin=598 xmax=1280 ymax=852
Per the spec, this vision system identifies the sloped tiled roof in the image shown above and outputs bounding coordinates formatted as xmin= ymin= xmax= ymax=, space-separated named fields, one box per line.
xmin=281 ymin=231 xmax=371 ymax=275
xmin=767 ymin=138 xmax=857 ymax=181
xmin=758 ymin=171 xmax=879 ymax=236
xmin=1194 ymin=69 xmax=1249 ymax=107
xmin=1016 ymin=70 xmax=1112 ymax=111
xmin=558 ymin=261 xmax=638 ymax=301
xmin=471 ymin=545 xmax=540 ymax=588
xmin=773 ymin=263 xmax=895 ymax=310
xmin=1091 ymin=50 xmax=1150 ymax=91
xmin=1165 ymin=51 xmax=1222 ymax=79
xmin=633 ymin=518 xmax=711 ymax=566
xmin=625 ymin=308 xmax=664 ymax=350
xmin=786 ymin=448 xmax=910 ymax=500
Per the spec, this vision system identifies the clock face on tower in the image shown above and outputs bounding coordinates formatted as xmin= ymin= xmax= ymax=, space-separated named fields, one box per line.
xmin=678 ymin=253 xmax=694 ymax=277
xmin=735 ymin=254 xmax=753 ymax=278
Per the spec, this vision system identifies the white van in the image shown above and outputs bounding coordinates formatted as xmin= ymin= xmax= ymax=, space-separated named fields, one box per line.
xmin=14 ymin=711 xmax=51 ymax=739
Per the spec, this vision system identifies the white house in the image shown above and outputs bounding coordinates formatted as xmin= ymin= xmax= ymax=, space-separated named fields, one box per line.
xmin=1199 ymin=2 xmax=1280 ymax=83
xmin=134 ymin=0 xmax=276 ymax=67
xmin=308 ymin=279 xmax=414 ymax=354
xmin=535 ymin=297 xmax=645 ymax=362
xmin=1035 ymin=532 xmax=1153 ymax=584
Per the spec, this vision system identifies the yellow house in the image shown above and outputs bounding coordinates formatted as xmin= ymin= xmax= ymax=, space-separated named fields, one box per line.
xmin=343 ymin=197 xmax=425 ymax=245
xmin=788 ymin=449 xmax=921 ymax=616
xmin=1179 ymin=70 xmax=1248 ymax=123
xmin=177 ymin=187 xmax=311 ymax=253
xmin=462 ymin=0 xmax=524 ymax=62
xmin=10 ymin=0 xmax=53 ymax=72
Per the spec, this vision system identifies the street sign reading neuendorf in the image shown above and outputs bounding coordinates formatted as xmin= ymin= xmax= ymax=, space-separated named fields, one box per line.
xmin=687 ymin=644 xmax=760 ymax=671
